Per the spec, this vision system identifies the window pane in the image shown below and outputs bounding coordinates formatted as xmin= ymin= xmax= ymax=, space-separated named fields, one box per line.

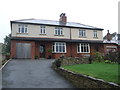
xmin=25 ymin=28 xmax=27 ymax=33
xmin=43 ymin=29 xmax=45 ymax=34
xmin=63 ymin=46 xmax=65 ymax=52
xmin=81 ymin=45 xmax=84 ymax=52
xmin=18 ymin=28 xmax=21 ymax=33
xmin=58 ymin=29 xmax=60 ymax=35
xmin=82 ymin=31 xmax=83 ymax=36
xmin=55 ymin=29 xmax=57 ymax=35
xmin=59 ymin=46 xmax=62 ymax=52
xmin=22 ymin=27 xmax=24 ymax=33
xmin=84 ymin=46 xmax=86 ymax=52
xmin=56 ymin=46 xmax=58 ymax=52
xmin=41 ymin=29 xmax=42 ymax=34
xmin=78 ymin=45 xmax=80 ymax=52
xmin=86 ymin=46 xmax=89 ymax=52
xmin=61 ymin=29 xmax=63 ymax=35
xmin=84 ymin=31 xmax=86 ymax=36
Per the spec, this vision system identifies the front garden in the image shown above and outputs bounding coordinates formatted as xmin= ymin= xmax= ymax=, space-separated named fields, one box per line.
xmin=62 ymin=62 xmax=120 ymax=85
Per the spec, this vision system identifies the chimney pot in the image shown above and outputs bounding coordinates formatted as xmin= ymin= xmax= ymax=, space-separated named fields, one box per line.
xmin=106 ymin=30 xmax=111 ymax=41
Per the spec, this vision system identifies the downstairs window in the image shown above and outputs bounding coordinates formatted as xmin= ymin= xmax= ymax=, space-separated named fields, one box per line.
xmin=52 ymin=42 xmax=66 ymax=53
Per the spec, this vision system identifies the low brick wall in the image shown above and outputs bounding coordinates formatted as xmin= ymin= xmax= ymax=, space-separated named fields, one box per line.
xmin=59 ymin=57 xmax=89 ymax=66
xmin=53 ymin=67 xmax=120 ymax=88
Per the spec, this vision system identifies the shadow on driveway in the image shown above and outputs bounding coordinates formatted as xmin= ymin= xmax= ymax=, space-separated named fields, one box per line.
xmin=2 ymin=59 xmax=74 ymax=88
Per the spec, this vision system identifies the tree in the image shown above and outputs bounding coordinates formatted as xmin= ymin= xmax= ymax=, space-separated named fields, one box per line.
xmin=2 ymin=34 xmax=11 ymax=55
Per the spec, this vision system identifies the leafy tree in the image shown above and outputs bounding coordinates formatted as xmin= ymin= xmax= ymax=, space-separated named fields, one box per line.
xmin=2 ymin=34 xmax=11 ymax=55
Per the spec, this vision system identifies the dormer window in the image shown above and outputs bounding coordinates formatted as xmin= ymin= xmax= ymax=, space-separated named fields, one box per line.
xmin=18 ymin=25 xmax=28 ymax=33
xmin=55 ymin=27 xmax=63 ymax=35
xmin=40 ymin=25 xmax=46 ymax=34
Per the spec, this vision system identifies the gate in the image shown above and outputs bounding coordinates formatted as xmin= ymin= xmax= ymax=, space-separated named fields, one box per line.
xmin=16 ymin=43 xmax=31 ymax=59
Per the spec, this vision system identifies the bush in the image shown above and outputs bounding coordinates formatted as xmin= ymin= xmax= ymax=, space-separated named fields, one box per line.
xmin=35 ymin=56 xmax=38 ymax=59
xmin=55 ymin=59 xmax=61 ymax=67
xmin=104 ymin=51 xmax=119 ymax=63
xmin=92 ymin=52 xmax=103 ymax=62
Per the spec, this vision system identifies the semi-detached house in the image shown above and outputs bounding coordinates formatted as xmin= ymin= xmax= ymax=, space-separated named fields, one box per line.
xmin=10 ymin=13 xmax=117 ymax=59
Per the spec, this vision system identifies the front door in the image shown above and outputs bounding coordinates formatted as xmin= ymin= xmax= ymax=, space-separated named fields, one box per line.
xmin=39 ymin=45 xmax=45 ymax=58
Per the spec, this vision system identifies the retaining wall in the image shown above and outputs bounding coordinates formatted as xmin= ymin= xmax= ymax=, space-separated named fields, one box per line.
xmin=59 ymin=57 xmax=89 ymax=66
xmin=52 ymin=66 xmax=120 ymax=88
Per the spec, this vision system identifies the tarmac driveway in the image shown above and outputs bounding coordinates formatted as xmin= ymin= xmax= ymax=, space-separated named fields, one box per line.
xmin=2 ymin=59 xmax=74 ymax=88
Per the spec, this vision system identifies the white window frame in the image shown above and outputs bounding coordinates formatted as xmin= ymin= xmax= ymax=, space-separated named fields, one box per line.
xmin=77 ymin=43 xmax=90 ymax=53
xmin=18 ymin=24 xmax=28 ymax=33
xmin=40 ymin=25 xmax=46 ymax=34
xmin=79 ymin=30 xmax=86 ymax=37
xmin=55 ymin=27 xmax=63 ymax=35
xmin=93 ymin=31 xmax=98 ymax=38
xmin=52 ymin=42 xmax=66 ymax=53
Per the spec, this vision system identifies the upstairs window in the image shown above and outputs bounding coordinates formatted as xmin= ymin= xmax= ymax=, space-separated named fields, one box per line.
xmin=18 ymin=25 xmax=28 ymax=33
xmin=52 ymin=42 xmax=66 ymax=53
xmin=93 ymin=31 xmax=98 ymax=38
xmin=77 ymin=43 xmax=90 ymax=53
xmin=79 ymin=30 xmax=86 ymax=37
xmin=40 ymin=25 xmax=46 ymax=34
xmin=55 ymin=27 xmax=63 ymax=35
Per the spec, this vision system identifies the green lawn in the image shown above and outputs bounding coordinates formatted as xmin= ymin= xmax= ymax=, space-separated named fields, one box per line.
xmin=62 ymin=62 xmax=120 ymax=85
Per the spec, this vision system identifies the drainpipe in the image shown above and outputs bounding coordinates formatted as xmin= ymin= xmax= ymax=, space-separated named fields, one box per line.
xmin=70 ymin=28 xmax=72 ymax=57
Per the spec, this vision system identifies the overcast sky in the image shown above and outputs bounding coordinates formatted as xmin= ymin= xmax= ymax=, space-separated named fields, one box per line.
xmin=0 ymin=0 xmax=119 ymax=43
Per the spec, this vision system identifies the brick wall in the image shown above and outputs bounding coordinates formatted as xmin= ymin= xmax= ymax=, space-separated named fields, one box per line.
xmin=11 ymin=40 xmax=119 ymax=59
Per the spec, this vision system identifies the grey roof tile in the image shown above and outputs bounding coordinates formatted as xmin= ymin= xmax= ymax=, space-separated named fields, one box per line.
xmin=11 ymin=19 xmax=103 ymax=30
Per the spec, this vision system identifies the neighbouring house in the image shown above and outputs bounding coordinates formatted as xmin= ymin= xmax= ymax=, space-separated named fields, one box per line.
xmin=103 ymin=30 xmax=120 ymax=54
xmin=10 ymin=13 xmax=118 ymax=59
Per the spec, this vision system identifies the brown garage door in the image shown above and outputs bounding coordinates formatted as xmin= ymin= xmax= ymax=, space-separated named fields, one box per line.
xmin=16 ymin=43 xmax=31 ymax=59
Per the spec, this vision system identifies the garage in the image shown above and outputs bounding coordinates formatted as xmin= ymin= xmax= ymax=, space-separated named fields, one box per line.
xmin=16 ymin=43 xmax=31 ymax=59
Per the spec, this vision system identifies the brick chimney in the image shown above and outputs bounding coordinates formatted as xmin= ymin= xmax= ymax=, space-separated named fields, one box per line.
xmin=106 ymin=30 xmax=111 ymax=41
xmin=59 ymin=13 xmax=67 ymax=24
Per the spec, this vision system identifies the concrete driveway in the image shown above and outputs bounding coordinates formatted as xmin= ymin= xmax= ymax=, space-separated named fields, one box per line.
xmin=2 ymin=59 xmax=74 ymax=88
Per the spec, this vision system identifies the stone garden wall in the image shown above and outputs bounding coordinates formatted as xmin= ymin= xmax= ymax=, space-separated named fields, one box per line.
xmin=53 ymin=67 xmax=120 ymax=88
xmin=59 ymin=57 xmax=89 ymax=66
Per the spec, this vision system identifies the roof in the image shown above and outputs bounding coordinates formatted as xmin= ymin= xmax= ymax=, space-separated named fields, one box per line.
xmin=11 ymin=37 xmax=103 ymax=43
xmin=11 ymin=19 xmax=104 ymax=30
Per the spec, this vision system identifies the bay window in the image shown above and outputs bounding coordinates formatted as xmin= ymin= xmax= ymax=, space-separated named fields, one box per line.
xmin=77 ymin=43 xmax=90 ymax=53
xmin=53 ymin=42 xmax=66 ymax=53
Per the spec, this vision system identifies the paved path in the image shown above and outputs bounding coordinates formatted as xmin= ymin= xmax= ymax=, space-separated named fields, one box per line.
xmin=2 ymin=59 xmax=74 ymax=88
